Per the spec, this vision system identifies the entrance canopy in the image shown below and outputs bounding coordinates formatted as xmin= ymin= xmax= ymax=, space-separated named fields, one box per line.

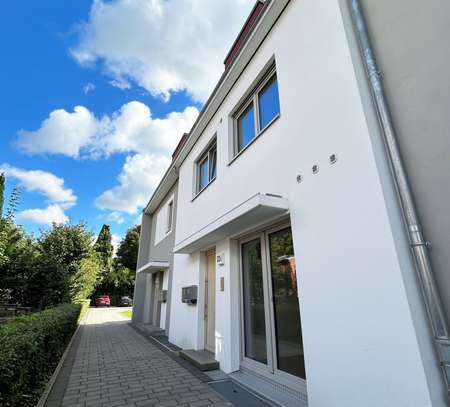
xmin=137 ymin=261 xmax=170 ymax=274
xmin=174 ymin=193 xmax=289 ymax=254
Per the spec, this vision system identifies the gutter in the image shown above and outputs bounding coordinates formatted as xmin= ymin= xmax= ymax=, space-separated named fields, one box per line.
xmin=349 ymin=0 xmax=450 ymax=397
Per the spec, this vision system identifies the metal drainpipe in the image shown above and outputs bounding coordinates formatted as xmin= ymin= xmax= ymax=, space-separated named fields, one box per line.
xmin=349 ymin=0 xmax=450 ymax=397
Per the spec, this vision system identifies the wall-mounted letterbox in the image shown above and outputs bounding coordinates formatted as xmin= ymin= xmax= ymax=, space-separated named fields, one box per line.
xmin=182 ymin=285 xmax=198 ymax=305
xmin=159 ymin=289 xmax=167 ymax=303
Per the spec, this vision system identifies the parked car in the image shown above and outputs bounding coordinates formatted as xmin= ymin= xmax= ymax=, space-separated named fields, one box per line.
xmin=95 ymin=295 xmax=111 ymax=307
xmin=119 ymin=296 xmax=133 ymax=306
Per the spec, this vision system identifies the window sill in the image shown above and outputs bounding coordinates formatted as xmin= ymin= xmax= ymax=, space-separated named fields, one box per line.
xmin=228 ymin=113 xmax=280 ymax=166
xmin=191 ymin=177 xmax=216 ymax=202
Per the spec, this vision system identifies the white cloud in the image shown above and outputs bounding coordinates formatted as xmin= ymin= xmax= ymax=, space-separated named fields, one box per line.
xmin=0 ymin=165 xmax=77 ymax=225
xmin=95 ymin=153 xmax=170 ymax=214
xmin=16 ymin=101 xmax=198 ymax=159
xmin=16 ymin=204 xmax=69 ymax=225
xmin=16 ymin=106 xmax=98 ymax=157
xmin=71 ymin=0 xmax=254 ymax=101
xmin=15 ymin=101 xmax=197 ymax=215
xmin=83 ymin=82 xmax=95 ymax=94
xmin=110 ymin=78 xmax=131 ymax=90
xmin=98 ymin=211 xmax=125 ymax=225
xmin=133 ymin=215 xmax=142 ymax=226
xmin=0 ymin=164 xmax=76 ymax=207
xmin=111 ymin=233 xmax=121 ymax=255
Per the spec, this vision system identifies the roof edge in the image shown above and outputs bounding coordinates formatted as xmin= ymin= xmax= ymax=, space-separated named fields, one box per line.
xmin=143 ymin=0 xmax=289 ymax=215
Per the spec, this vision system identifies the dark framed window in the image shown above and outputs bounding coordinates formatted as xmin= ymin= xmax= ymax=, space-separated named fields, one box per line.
xmin=234 ymin=67 xmax=280 ymax=156
xmin=196 ymin=140 xmax=217 ymax=194
xmin=166 ymin=200 xmax=173 ymax=233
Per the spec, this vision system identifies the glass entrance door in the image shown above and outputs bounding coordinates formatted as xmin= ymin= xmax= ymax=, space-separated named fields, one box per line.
xmin=240 ymin=226 xmax=306 ymax=382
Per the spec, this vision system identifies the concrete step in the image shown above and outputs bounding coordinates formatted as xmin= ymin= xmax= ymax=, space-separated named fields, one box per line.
xmin=179 ymin=349 xmax=219 ymax=371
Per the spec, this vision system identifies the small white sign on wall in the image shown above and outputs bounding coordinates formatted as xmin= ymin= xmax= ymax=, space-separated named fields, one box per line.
xmin=216 ymin=252 xmax=225 ymax=266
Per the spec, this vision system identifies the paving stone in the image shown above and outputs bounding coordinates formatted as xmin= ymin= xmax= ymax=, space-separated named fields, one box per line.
xmin=44 ymin=307 xmax=231 ymax=407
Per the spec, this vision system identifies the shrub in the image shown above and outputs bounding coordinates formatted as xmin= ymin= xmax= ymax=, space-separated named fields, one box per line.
xmin=0 ymin=303 xmax=81 ymax=407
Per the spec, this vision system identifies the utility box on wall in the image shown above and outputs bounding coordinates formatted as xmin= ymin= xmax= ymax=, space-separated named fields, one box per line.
xmin=182 ymin=286 xmax=198 ymax=305
xmin=159 ymin=290 xmax=167 ymax=303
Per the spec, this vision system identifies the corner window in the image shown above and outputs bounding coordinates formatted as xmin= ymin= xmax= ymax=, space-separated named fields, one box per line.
xmin=166 ymin=200 xmax=173 ymax=233
xmin=196 ymin=140 xmax=217 ymax=194
xmin=234 ymin=67 xmax=280 ymax=156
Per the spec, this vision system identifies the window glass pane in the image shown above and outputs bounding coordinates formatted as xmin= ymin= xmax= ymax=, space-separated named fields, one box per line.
xmin=237 ymin=102 xmax=256 ymax=152
xmin=199 ymin=158 xmax=209 ymax=191
xmin=258 ymin=75 xmax=280 ymax=130
xmin=167 ymin=202 xmax=173 ymax=231
xmin=242 ymin=238 xmax=268 ymax=365
xmin=209 ymin=147 xmax=217 ymax=180
xmin=268 ymin=227 xmax=306 ymax=379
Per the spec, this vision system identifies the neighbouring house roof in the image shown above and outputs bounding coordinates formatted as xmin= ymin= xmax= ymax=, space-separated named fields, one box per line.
xmin=172 ymin=133 xmax=189 ymax=162
xmin=144 ymin=0 xmax=286 ymax=215
xmin=224 ymin=1 xmax=268 ymax=70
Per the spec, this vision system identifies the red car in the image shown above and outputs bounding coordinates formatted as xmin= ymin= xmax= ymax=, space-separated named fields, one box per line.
xmin=95 ymin=295 xmax=111 ymax=307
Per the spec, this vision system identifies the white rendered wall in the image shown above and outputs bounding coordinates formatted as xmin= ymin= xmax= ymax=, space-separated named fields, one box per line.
xmin=159 ymin=269 xmax=169 ymax=330
xmin=170 ymin=0 xmax=436 ymax=406
xmin=154 ymin=193 xmax=174 ymax=245
xmin=169 ymin=252 xmax=203 ymax=350
xmin=214 ymin=239 xmax=241 ymax=373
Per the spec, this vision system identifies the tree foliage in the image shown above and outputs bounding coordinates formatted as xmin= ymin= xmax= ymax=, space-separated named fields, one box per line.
xmin=0 ymin=173 xmax=4 ymax=219
xmin=116 ymin=225 xmax=140 ymax=271
xmin=0 ymin=175 xmax=102 ymax=308
xmin=0 ymin=174 xmax=141 ymax=308
xmin=94 ymin=224 xmax=113 ymax=272
xmin=27 ymin=223 xmax=95 ymax=308
xmin=93 ymin=224 xmax=140 ymax=301
xmin=70 ymin=251 xmax=102 ymax=302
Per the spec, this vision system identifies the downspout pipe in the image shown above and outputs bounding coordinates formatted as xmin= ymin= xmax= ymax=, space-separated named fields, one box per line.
xmin=349 ymin=0 xmax=450 ymax=396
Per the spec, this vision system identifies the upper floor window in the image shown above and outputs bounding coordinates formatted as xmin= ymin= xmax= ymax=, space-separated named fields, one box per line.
xmin=234 ymin=67 xmax=280 ymax=156
xmin=166 ymin=200 xmax=173 ymax=233
xmin=196 ymin=139 xmax=217 ymax=194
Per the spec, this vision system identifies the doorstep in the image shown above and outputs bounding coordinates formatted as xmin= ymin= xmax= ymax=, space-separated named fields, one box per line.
xmin=179 ymin=349 xmax=220 ymax=371
xmin=134 ymin=322 xmax=165 ymax=335
xmin=230 ymin=367 xmax=308 ymax=407
xmin=132 ymin=323 xmax=181 ymax=354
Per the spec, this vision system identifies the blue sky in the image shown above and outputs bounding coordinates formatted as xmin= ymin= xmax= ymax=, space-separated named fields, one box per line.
xmin=0 ymin=0 xmax=253 ymax=244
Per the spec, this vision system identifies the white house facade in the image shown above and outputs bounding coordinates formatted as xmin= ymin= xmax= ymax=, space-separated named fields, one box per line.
xmin=133 ymin=1 xmax=450 ymax=406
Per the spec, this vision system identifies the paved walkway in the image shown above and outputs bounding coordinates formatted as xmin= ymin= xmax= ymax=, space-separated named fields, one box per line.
xmin=49 ymin=307 xmax=231 ymax=407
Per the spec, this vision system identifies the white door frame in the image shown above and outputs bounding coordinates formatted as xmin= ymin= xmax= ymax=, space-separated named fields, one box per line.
xmin=204 ymin=249 xmax=216 ymax=353
xmin=238 ymin=222 xmax=307 ymax=392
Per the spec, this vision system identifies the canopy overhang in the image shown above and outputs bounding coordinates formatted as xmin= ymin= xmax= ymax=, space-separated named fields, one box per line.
xmin=137 ymin=261 xmax=170 ymax=274
xmin=174 ymin=193 xmax=289 ymax=254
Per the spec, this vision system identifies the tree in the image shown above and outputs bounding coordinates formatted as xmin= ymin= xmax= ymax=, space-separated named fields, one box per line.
xmin=0 ymin=172 xmax=101 ymax=308
xmin=27 ymin=223 xmax=94 ymax=308
xmin=92 ymin=224 xmax=114 ymax=296
xmin=70 ymin=251 xmax=102 ymax=302
xmin=106 ymin=263 xmax=135 ymax=296
xmin=0 ymin=225 xmax=39 ymax=304
xmin=0 ymin=173 xmax=4 ymax=218
xmin=94 ymin=224 xmax=113 ymax=271
xmin=0 ymin=177 xmax=35 ymax=303
xmin=116 ymin=225 xmax=140 ymax=271
xmin=94 ymin=225 xmax=141 ymax=300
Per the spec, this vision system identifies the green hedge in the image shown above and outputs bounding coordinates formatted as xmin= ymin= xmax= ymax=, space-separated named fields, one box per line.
xmin=0 ymin=303 xmax=81 ymax=407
